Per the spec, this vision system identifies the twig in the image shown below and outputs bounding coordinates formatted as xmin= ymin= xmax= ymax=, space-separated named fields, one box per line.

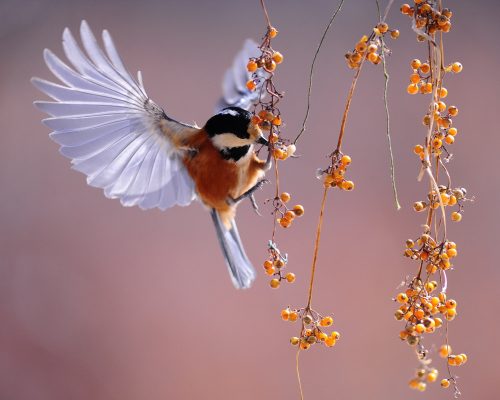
xmin=293 ymin=0 xmax=346 ymax=145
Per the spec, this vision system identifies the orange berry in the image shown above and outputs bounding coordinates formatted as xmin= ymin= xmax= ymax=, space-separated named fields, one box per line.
xmin=445 ymin=135 xmax=455 ymax=145
xmin=448 ymin=106 xmax=458 ymax=116
xmin=320 ymin=316 xmax=333 ymax=327
xmin=246 ymin=80 xmax=256 ymax=91
xmin=280 ymin=192 xmax=291 ymax=203
xmin=289 ymin=311 xmax=299 ymax=322
xmin=263 ymin=260 xmax=273 ymax=269
xmin=247 ymin=60 xmax=258 ymax=72
xmin=446 ymin=299 xmax=457 ymax=309
xmin=272 ymin=116 xmax=282 ymax=126
xmin=290 ymin=336 xmax=300 ymax=345
xmin=325 ymin=336 xmax=336 ymax=347
xmin=281 ymin=309 xmax=290 ymax=320
xmin=407 ymin=83 xmax=419 ymax=94
xmin=292 ymin=205 xmax=304 ymax=216
xmin=419 ymin=63 xmax=430 ymax=74
xmin=414 ymin=144 xmax=424 ymax=154
xmin=285 ymin=272 xmax=296 ymax=283
xmin=340 ymin=155 xmax=352 ymax=165
xmin=411 ymin=58 xmax=422 ymax=69
xmin=265 ymin=266 xmax=275 ymax=276
xmin=439 ymin=87 xmax=448 ymax=98
xmin=268 ymin=27 xmax=278 ymax=38
xmin=272 ymin=51 xmax=284 ymax=64
xmin=448 ymin=127 xmax=458 ymax=136
xmin=340 ymin=180 xmax=353 ymax=191
xmin=264 ymin=60 xmax=277 ymax=72
xmin=401 ymin=4 xmax=411 ymax=14
xmin=451 ymin=212 xmax=462 ymax=222
xmin=284 ymin=210 xmax=296 ymax=221
xmin=439 ymin=344 xmax=452 ymax=358
xmin=396 ymin=293 xmax=408 ymax=303
xmin=390 ymin=29 xmax=400 ymax=39
xmin=270 ymin=278 xmax=280 ymax=288
xmin=410 ymin=73 xmax=420 ymax=84
xmin=441 ymin=379 xmax=451 ymax=388
xmin=451 ymin=62 xmax=463 ymax=73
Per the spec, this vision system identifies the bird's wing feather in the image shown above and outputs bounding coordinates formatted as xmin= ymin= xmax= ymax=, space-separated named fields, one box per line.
xmin=33 ymin=20 xmax=198 ymax=210
xmin=215 ymin=39 xmax=269 ymax=112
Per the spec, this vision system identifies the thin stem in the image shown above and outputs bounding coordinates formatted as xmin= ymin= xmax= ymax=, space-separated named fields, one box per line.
xmin=259 ymin=0 xmax=272 ymax=28
xmin=337 ymin=60 xmax=364 ymax=151
xmin=296 ymin=348 xmax=304 ymax=400
xmin=306 ymin=187 xmax=329 ymax=308
xmin=376 ymin=0 xmax=401 ymax=210
xmin=294 ymin=0 xmax=346 ymax=145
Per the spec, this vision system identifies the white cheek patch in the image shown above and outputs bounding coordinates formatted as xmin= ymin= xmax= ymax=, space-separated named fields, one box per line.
xmin=212 ymin=133 xmax=253 ymax=149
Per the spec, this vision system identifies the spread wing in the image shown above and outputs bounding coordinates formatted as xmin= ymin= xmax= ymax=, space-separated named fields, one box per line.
xmin=215 ymin=39 xmax=268 ymax=112
xmin=32 ymin=20 xmax=198 ymax=210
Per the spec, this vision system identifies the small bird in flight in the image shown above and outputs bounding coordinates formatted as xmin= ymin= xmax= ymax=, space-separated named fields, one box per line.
xmin=32 ymin=20 xmax=272 ymax=289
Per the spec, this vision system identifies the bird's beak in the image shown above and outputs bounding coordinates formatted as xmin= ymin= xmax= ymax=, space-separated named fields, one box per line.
xmin=257 ymin=135 xmax=269 ymax=146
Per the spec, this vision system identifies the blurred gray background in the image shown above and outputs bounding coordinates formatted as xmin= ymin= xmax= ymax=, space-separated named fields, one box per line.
xmin=1 ymin=0 xmax=498 ymax=399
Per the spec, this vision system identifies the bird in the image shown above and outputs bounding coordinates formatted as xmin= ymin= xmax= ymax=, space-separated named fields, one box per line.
xmin=32 ymin=20 xmax=272 ymax=289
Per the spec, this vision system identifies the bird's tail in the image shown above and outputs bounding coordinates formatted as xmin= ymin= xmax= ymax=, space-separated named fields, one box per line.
xmin=210 ymin=209 xmax=256 ymax=289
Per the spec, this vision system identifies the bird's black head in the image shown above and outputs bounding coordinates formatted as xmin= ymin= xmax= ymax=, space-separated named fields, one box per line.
xmin=204 ymin=107 xmax=268 ymax=161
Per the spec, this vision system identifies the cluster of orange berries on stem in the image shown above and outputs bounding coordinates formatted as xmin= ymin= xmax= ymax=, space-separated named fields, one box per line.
xmin=264 ymin=239 xmax=295 ymax=289
xmin=401 ymin=1 xmax=453 ymax=37
xmin=318 ymin=152 xmax=354 ymax=191
xmin=413 ymin=186 xmax=469 ymax=223
xmin=283 ymin=308 xmax=340 ymax=350
xmin=345 ymin=22 xmax=398 ymax=69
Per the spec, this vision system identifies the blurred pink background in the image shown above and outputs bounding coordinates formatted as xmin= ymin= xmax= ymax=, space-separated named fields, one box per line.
xmin=1 ymin=1 xmax=498 ymax=399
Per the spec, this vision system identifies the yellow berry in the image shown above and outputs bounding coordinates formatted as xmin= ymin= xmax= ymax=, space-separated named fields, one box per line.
xmin=427 ymin=372 xmax=438 ymax=382
xmin=451 ymin=212 xmax=462 ymax=222
xmin=411 ymin=59 xmax=422 ymax=69
xmin=340 ymin=155 xmax=352 ymax=165
xmin=290 ymin=336 xmax=300 ymax=345
xmin=280 ymin=192 xmax=291 ymax=203
xmin=272 ymin=51 xmax=284 ymax=64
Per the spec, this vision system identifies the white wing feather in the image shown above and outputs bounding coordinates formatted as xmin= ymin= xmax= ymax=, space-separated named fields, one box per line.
xmin=215 ymin=39 xmax=269 ymax=112
xmin=33 ymin=20 xmax=199 ymax=210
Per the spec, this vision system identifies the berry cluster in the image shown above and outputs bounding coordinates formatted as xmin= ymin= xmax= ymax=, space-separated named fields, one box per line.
xmin=397 ymin=1 xmax=467 ymax=395
xmin=413 ymin=186 xmax=470 ymax=223
xmin=344 ymin=22 xmax=398 ymax=69
xmin=408 ymin=366 xmax=440 ymax=392
xmin=246 ymin=26 xmax=281 ymax=91
xmin=403 ymin=231 xmax=458 ymax=273
xmin=401 ymin=2 xmax=453 ymax=36
xmin=317 ymin=153 xmax=354 ymax=191
xmin=283 ymin=308 xmax=340 ymax=350
xmin=271 ymin=191 xmax=304 ymax=229
xmin=264 ymin=240 xmax=295 ymax=289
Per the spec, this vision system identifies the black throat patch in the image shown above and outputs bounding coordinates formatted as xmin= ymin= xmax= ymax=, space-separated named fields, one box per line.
xmin=220 ymin=145 xmax=251 ymax=162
